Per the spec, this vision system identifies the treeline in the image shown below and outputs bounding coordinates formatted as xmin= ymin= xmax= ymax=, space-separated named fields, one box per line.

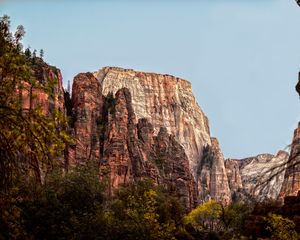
xmin=0 ymin=15 xmax=299 ymax=240
xmin=1 ymin=163 xmax=299 ymax=240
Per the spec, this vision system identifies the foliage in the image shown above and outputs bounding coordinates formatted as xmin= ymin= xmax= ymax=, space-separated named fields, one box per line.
xmin=109 ymin=179 xmax=178 ymax=240
xmin=184 ymin=200 xmax=253 ymax=239
xmin=264 ymin=213 xmax=299 ymax=240
xmin=184 ymin=200 xmax=222 ymax=232
xmin=0 ymin=161 xmax=106 ymax=240
xmin=0 ymin=172 xmax=187 ymax=240
xmin=0 ymin=15 xmax=72 ymax=191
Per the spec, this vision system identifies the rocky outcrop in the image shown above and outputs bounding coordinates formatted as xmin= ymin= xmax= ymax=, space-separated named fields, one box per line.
xmin=280 ymin=123 xmax=300 ymax=198
xmin=22 ymin=59 xmax=65 ymax=114
xmin=69 ymin=73 xmax=103 ymax=166
xmin=94 ymin=67 xmax=211 ymax=178
xmin=197 ymin=138 xmax=231 ymax=204
xmin=151 ymin=127 xmax=197 ymax=209
xmin=100 ymin=88 xmax=139 ymax=189
xmin=19 ymin=59 xmax=300 ymax=206
xmin=225 ymin=159 xmax=243 ymax=193
xmin=65 ymin=78 xmax=197 ymax=209
xmin=99 ymin=88 xmax=196 ymax=209
xmin=238 ymin=151 xmax=289 ymax=201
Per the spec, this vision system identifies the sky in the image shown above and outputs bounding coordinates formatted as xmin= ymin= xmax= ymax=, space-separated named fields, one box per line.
xmin=1 ymin=0 xmax=300 ymax=159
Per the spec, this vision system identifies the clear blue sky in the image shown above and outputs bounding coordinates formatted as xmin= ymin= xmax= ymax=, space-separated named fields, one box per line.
xmin=1 ymin=0 xmax=300 ymax=159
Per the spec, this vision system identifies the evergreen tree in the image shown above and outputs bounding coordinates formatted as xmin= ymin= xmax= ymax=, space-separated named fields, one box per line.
xmin=39 ymin=48 xmax=44 ymax=59
xmin=0 ymin=15 xmax=71 ymax=191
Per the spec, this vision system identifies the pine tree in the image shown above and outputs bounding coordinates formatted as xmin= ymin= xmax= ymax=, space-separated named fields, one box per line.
xmin=40 ymin=49 xmax=44 ymax=59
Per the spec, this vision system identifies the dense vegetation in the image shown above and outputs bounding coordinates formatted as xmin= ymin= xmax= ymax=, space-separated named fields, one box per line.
xmin=0 ymin=15 xmax=299 ymax=240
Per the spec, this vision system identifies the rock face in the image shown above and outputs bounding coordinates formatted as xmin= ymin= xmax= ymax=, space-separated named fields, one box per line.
xmin=280 ymin=123 xmax=300 ymax=198
xmin=225 ymin=159 xmax=243 ymax=193
xmin=70 ymin=73 xmax=103 ymax=166
xmin=197 ymin=138 xmax=231 ymax=204
xmin=31 ymin=63 xmax=300 ymax=206
xmin=67 ymin=72 xmax=197 ymax=209
xmin=99 ymin=88 xmax=197 ymax=209
xmin=237 ymin=151 xmax=289 ymax=201
xmin=15 ymin=54 xmax=300 ymax=210
xmin=69 ymin=67 xmax=295 ymax=205
xmin=22 ymin=60 xmax=65 ymax=114
xmin=94 ymin=67 xmax=211 ymax=177
xmin=26 ymin=63 xmax=300 ymax=205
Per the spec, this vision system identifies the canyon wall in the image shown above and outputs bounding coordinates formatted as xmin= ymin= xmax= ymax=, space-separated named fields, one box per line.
xmin=280 ymin=123 xmax=300 ymax=198
xmin=237 ymin=151 xmax=289 ymax=201
xmin=26 ymin=62 xmax=300 ymax=206
xmin=68 ymin=67 xmax=299 ymax=205
xmin=22 ymin=60 xmax=65 ymax=114
xmin=68 ymin=72 xmax=198 ymax=209
xmin=94 ymin=67 xmax=211 ymax=178
xmin=197 ymin=138 xmax=231 ymax=204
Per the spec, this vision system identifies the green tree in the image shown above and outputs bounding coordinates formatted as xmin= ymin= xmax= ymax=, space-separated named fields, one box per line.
xmin=39 ymin=49 xmax=44 ymax=59
xmin=184 ymin=200 xmax=222 ymax=233
xmin=0 ymin=14 xmax=71 ymax=190
xmin=264 ymin=213 xmax=299 ymax=240
xmin=109 ymin=179 xmax=177 ymax=240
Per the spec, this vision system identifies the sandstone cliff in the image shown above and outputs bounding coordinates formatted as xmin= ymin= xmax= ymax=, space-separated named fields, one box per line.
xmin=69 ymin=72 xmax=103 ymax=166
xmin=197 ymin=138 xmax=231 ymax=204
xmin=280 ymin=123 xmax=300 ymax=198
xmin=237 ymin=151 xmax=289 ymax=201
xmin=94 ymin=67 xmax=211 ymax=178
xmin=25 ymin=62 xmax=300 ymax=205
xmin=68 ymin=72 xmax=197 ymax=209
xmin=22 ymin=59 xmax=65 ymax=114
xmin=225 ymin=159 xmax=243 ymax=194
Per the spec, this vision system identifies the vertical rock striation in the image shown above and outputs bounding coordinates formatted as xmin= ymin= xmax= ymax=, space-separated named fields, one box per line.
xmin=94 ymin=67 xmax=211 ymax=177
xmin=99 ymin=88 xmax=197 ymax=209
xmin=70 ymin=72 xmax=103 ymax=165
xmin=280 ymin=123 xmax=300 ymax=198
xmin=25 ymin=63 xmax=300 ymax=205
xmin=197 ymin=138 xmax=231 ymax=204
xmin=237 ymin=151 xmax=289 ymax=201
xmin=225 ymin=159 xmax=243 ymax=193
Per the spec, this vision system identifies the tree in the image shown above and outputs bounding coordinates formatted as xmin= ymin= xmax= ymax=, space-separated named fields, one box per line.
xmin=0 ymin=15 xmax=71 ymax=191
xmin=184 ymin=200 xmax=222 ymax=233
xmin=109 ymin=179 xmax=177 ymax=240
xmin=265 ymin=213 xmax=299 ymax=240
xmin=32 ymin=49 xmax=37 ymax=59
xmin=39 ymin=49 xmax=44 ymax=59
xmin=24 ymin=47 xmax=31 ymax=58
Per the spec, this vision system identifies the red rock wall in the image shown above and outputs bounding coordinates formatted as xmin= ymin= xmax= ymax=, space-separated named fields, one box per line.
xmin=280 ymin=123 xmax=300 ymax=198
xmin=70 ymin=72 xmax=103 ymax=166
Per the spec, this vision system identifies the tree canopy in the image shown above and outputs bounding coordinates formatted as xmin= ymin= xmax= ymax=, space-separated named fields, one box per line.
xmin=0 ymin=14 xmax=71 ymax=191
